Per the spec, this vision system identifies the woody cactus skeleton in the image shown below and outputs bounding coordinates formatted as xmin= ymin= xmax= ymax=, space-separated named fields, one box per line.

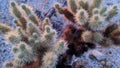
xmin=2 ymin=2 xmax=67 ymax=68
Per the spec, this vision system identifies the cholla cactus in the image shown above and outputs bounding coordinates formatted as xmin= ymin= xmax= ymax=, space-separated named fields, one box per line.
xmin=21 ymin=5 xmax=39 ymax=25
xmin=82 ymin=31 xmax=103 ymax=43
xmin=42 ymin=18 xmax=51 ymax=31
xmin=42 ymin=39 xmax=67 ymax=68
xmin=52 ymin=40 xmax=67 ymax=55
xmin=10 ymin=2 xmax=27 ymax=29
xmin=89 ymin=14 xmax=105 ymax=30
xmin=82 ymin=31 xmax=93 ymax=43
xmin=106 ymin=5 xmax=118 ymax=20
xmin=5 ymin=29 xmax=20 ymax=44
xmin=55 ymin=0 xmax=119 ymax=47
xmin=90 ymin=0 xmax=102 ymax=10
xmin=55 ymin=0 xmax=118 ymax=29
xmin=67 ymin=0 xmax=77 ymax=13
xmin=10 ymin=2 xmax=39 ymax=30
xmin=1 ymin=0 xmax=119 ymax=68
xmin=0 ymin=23 xmax=12 ymax=34
xmin=2 ymin=2 xmax=67 ymax=68
xmin=11 ymin=42 xmax=34 ymax=67
xmin=42 ymin=52 xmax=58 ymax=68
xmin=54 ymin=0 xmax=119 ymax=66
xmin=75 ymin=9 xmax=89 ymax=25
xmin=93 ymin=32 xmax=103 ymax=43
xmin=75 ymin=0 xmax=88 ymax=10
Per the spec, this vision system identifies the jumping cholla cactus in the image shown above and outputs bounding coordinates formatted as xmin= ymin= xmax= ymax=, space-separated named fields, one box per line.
xmin=55 ymin=0 xmax=119 ymax=47
xmin=2 ymin=2 xmax=67 ymax=68
xmin=54 ymin=0 xmax=120 ymax=67
xmin=0 ymin=23 xmax=12 ymax=34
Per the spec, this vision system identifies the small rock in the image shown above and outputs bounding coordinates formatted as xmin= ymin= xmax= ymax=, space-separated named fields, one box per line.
xmin=72 ymin=61 xmax=87 ymax=68
xmin=100 ymin=61 xmax=106 ymax=65
xmin=89 ymin=50 xmax=106 ymax=61
xmin=100 ymin=60 xmax=112 ymax=68
xmin=106 ymin=62 xmax=112 ymax=68
xmin=72 ymin=58 xmax=87 ymax=68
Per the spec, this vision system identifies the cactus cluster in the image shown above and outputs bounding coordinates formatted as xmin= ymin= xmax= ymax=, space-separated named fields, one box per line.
xmin=54 ymin=0 xmax=120 ymax=66
xmin=55 ymin=0 xmax=118 ymax=26
xmin=55 ymin=0 xmax=119 ymax=48
xmin=0 ymin=0 xmax=120 ymax=68
xmin=11 ymin=42 xmax=34 ymax=67
xmin=2 ymin=2 xmax=67 ymax=68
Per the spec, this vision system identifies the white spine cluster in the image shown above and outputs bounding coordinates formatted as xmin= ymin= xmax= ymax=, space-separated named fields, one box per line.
xmin=75 ymin=9 xmax=89 ymax=25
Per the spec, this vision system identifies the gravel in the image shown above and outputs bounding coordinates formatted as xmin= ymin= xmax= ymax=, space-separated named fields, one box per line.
xmin=0 ymin=35 xmax=14 ymax=68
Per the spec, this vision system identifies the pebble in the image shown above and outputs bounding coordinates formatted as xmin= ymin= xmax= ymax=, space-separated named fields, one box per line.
xmin=89 ymin=50 xmax=106 ymax=61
